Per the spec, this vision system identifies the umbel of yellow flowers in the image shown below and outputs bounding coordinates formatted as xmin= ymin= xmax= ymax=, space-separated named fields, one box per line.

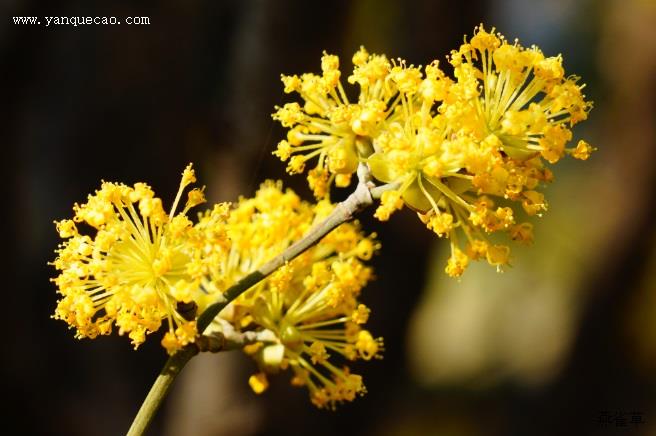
xmin=204 ymin=181 xmax=382 ymax=409
xmin=51 ymin=164 xmax=220 ymax=354
xmin=272 ymin=25 xmax=594 ymax=277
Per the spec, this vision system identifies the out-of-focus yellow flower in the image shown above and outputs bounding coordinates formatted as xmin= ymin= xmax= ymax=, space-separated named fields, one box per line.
xmin=51 ymin=164 xmax=230 ymax=354
xmin=204 ymin=181 xmax=383 ymax=409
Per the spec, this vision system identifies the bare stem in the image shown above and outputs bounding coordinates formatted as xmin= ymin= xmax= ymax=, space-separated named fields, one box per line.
xmin=126 ymin=164 xmax=392 ymax=436
xmin=126 ymin=346 xmax=197 ymax=436
xmin=196 ymin=320 xmax=277 ymax=353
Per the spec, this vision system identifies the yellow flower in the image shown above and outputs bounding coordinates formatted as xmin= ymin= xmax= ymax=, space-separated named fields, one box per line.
xmin=273 ymin=48 xmax=422 ymax=198
xmin=570 ymin=140 xmax=596 ymax=160
xmin=445 ymin=246 xmax=469 ymax=278
xmin=51 ymin=164 xmax=230 ymax=354
xmin=248 ymin=372 xmax=269 ymax=394
xmin=203 ymin=181 xmax=382 ymax=409
xmin=448 ymin=25 xmax=593 ymax=164
xmin=272 ymin=27 xmax=594 ymax=276
xmin=373 ymin=190 xmax=404 ymax=221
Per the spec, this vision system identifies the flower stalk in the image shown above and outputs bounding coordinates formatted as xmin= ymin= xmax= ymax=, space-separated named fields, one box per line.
xmin=126 ymin=346 xmax=197 ymax=436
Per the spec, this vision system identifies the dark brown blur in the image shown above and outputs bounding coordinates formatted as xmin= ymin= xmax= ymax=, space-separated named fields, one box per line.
xmin=3 ymin=0 xmax=656 ymax=435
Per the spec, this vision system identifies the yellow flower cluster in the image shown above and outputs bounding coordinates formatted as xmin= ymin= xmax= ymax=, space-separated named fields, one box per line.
xmin=206 ymin=181 xmax=383 ymax=409
xmin=272 ymin=26 xmax=594 ymax=276
xmin=52 ymin=164 xmax=229 ymax=354
xmin=52 ymin=171 xmax=382 ymax=407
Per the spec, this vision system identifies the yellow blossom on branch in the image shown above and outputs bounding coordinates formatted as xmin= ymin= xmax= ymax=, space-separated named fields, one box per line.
xmin=272 ymin=48 xmax=405 ymax=197
xmin=51 ymin=164 xmax=230 ymax=354
xmin=203 ymin=181 xmax=383 ymax=409
xmin=273 ymin=26 xmax=595 ymax=277
xmin=447 ymin=25 xmax=592 ymax=163
xmin=53 ymin=25 xmax=598 ymax=431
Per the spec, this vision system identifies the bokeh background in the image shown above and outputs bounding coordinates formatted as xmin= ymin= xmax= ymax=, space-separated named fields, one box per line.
xmin=4 ymin=0 xmax=656 ymax=435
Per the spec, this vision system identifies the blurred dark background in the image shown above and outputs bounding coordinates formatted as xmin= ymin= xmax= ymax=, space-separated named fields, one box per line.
xmin=3 ymin=0 xmax=656 ymax=435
